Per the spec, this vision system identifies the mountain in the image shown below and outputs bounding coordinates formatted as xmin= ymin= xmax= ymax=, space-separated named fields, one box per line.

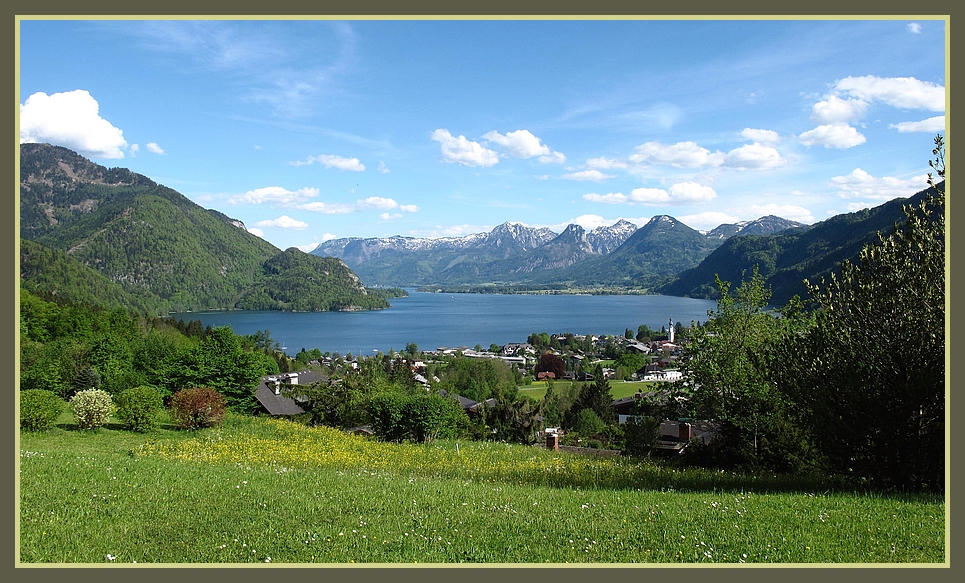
xmin=657 ymin=184 xmax=941 ymax=306
xmin=548 ymin=215 xmax=721 ymax=288
xmin=705 ymin=215 xmax=806 ymax=241
xmin=19 ymin=237 xmax=169 ymax=315
xmin=19 ymin=143 xmax=395 ymax=313
xmin=586 ymin=219 xmax=640 ymax=254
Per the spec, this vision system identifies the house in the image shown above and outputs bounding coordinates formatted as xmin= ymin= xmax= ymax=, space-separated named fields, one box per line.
xmin=254 ymin=369 xmax=328 ymax=417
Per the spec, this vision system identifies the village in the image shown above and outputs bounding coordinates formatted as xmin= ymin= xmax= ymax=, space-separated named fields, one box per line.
xmin=252 ymin=319 xmax=708 ymax=456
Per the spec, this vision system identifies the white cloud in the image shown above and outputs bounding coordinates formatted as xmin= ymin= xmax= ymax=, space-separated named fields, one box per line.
xmin=130 ymin=144 xmax=140 ymax=156
xmin=377 ymin=161 xmax=389 ymax=174
xmin=678 ymin=211 xmax=742 ymax=231
xmin=829 ymin=168 xmax=929 ymax=200
xmin=483 ymin=129 xmax=549 ymax=158
xmin=146 ymin=142 xmax=165 ymax=155
xmin=380 ymin=213 xmax=403 ymax=220
xmin=431 ymin=129 xmax=499 ymax=167
xmin=740 ymin=128 xmax=780 ymax=144
xmin=254 ymin=215 xmax=309 ymax=230
xmin=810 ymin=95 xmax=869 ymax=124
xmin=562 ymin=170 xmax=614 ymax=182
xmin=538 ymin=151 xmax=566 ymax=164
xmin=410 ymin=224 xmax=494 ymax=238
xmin=297 ymin=201 xmax=356 ymax=214
xmin=247 ymin=227 xmax=265 ymax=238
xmin=295 ymin=242 xmax=320 ymax=253
xmin=317 ymin=154 xmax=365 ymax=172
xmin=231 ymin=186 xmax=320 ymax=205
xmin=583 ymin=182 xmax=716 ymax=206
xmin=321 ymin=233 xmax=337 ymax=242
xmin=19 ymin=90 xmax=128 ymax=159
xmin=289 ymin=157 xmax=315 ymax=166
xmin=629 ymin=141 xmax=724 ymax=168
xmin=664 ymin=182 xmax=718 ymax=204
xmin=356 ymin=196 xmax=399 ymax=211
xmin=234 ymin=187 xmax=418 ymax=216
xmin=847 ymin=202 xmax=876 ymax=212
xmin=833 ymin=75 xmax=945 ymax=111
xmin=798 ymin=124 xmax=867 ymax=149
xmin=722 ymin=143 xmax=786 ymax=170
xmin=746 ymin=204 xmax=815 ymax=224
xmin=586 ymin=157 xmax=628 ymax=170
xmin=908 ymin=22 xmax=922 ymax=34
xmin=889 ymin=115 xmax=946 ymax=133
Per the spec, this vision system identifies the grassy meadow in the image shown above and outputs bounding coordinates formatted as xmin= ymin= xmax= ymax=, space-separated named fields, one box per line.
xmin=18 ymin=413 xmax=945 ymax=564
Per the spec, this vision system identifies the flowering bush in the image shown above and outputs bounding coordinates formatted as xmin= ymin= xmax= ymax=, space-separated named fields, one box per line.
xmin=69 ymin=389 xmax=115 ymax=430
xmin=115 ymin=386 xmax=164 ymax=432
xmin=170 ymin=387 xmax=226 ymax=429
xmin=20 ymin=389 xmax=65 ymax=431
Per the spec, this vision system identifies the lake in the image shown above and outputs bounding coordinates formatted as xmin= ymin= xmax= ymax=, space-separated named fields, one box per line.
xmin=172 ymin=291 xmax=717 ymax=356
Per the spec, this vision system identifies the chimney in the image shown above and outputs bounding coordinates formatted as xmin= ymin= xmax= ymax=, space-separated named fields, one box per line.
xmin=545 ymin=428 xmax=560 ymax=451
xmin=678 ymin=422 xmax=692 ymax=442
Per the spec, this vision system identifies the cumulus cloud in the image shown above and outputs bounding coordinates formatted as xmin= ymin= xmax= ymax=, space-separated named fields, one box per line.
xmin=317 ymin=154 xmax=365 ymax=171
xmin=20 ymin=90 xmax=128 ymax=159
xmin=829 ymin=168 xmax=930 ymax=200
xmin=562 ymin=170 xmax=614 ymax=182
xmin=798 ymin=124 xmax=866 ymax=149
xmin=483 ymin=129 xmax=549 ymax=158
xmin=810 ymin=95 xmax=869 ymax=124
xmin=380 ymin=213 xmax=403 ymax=220
xmin=247 ymin=227 xmax=265 ymax=238
xmin=377 ymin=161 xmax=389 ymax=174
xmin=231 ymin=186 xmax=321 ymax=205
xmin=431 ymin=129 xmax=499 ymax=167
xmin=746 ymin=204 xmax=815 ymax=224
xmin=722 ymin=143 xmax=786 ymax=170
xmin=482 ymin=129 xmax=566 ymax=164
xmin=146 ymin=142 xmax=165 ymax=155
xmin=889 ymin=115 xmax=946 ymax=133
xmin=231 ymin=186 xmax=418 ymax=216
xmin=583 ymin=182 xmax=716 ymax=206
xmin=847 ymin=202 xmax=876 ymax=212
xmin=832 ymin=75 xmax=945 ymax=112
xmin=740 ymin=128 xmax=780 ymax=144
xmin=253 ymin=215 xmax=309 ymax=230
xmin=908 ymin=22 xmax=922 ymax=33
xmin=679 ymin=211 xmax=743 ymax=231
xmin=130 ymin=144 xmax=140 ymax=156
xmin=629 ymin=141 xmax=724 ymax=168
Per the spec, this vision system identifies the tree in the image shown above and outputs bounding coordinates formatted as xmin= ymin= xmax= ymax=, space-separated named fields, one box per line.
xmin=683 ymin=268 xmax=812 ymax=471
xmin=574 ymin=365 xmax=615 ymax=423
xmin=765 ymin=136 xmax=945 ymax=491
xmin=535 ymin=352 xmax=566 ymax=379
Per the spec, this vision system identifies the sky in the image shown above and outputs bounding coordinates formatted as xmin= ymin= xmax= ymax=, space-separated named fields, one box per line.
xmin=18 ymin=18 xmax=946 ymax=252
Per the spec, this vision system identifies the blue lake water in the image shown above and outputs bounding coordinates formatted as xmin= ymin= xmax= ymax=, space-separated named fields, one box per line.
xmin=172 ymin=291 xmax=717 ymax=356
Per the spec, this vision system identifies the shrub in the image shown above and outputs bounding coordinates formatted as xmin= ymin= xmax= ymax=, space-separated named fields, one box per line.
xmin=69 ymin=389 xmax=115 ymax=430
xmin=367 ymin=392 xmax=467 ymax=443
xmin=116 ymin=386 xmax=164 ymax=432
xmin=19 ymin=389 xmax=65 ymax=431
xmin=170 ymin=387 xmax=226 ymax=429
xmin=573 ymin=408 xmax=605 ymax=437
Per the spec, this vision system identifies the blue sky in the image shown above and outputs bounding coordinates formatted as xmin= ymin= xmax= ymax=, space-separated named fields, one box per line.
xmin=19 ymin=18 xmax=946 ymax=252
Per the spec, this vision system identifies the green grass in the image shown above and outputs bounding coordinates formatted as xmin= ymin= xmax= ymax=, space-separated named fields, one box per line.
xmin=518 ymin=380 xmax=659 ymax=402
xmin=18 ymin=414 xmax=945 ymax=564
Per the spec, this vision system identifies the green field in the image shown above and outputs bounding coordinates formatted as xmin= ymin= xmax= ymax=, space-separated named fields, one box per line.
xmin=518 ymin=380 xmax=658 ymax=402
xmin=18 ymin=413 xmax=945 ymax=564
